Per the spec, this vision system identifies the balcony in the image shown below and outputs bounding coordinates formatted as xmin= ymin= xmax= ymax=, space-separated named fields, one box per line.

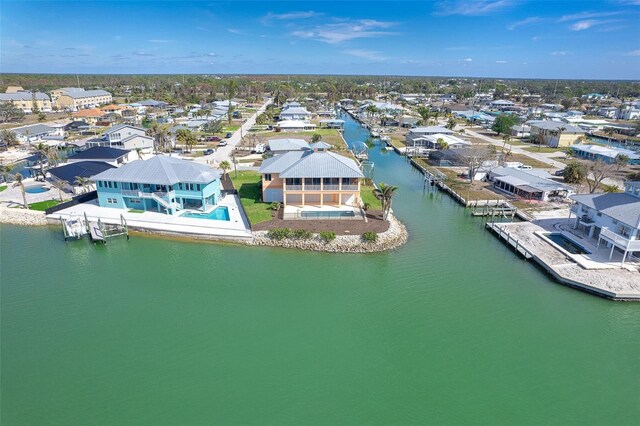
xmin=286 ymin=185 xmax=302 ymax=190
xmin=579 ymin=215 xmax=595 ymax=227
xmin=341 ymin=185 xmax=359 ymax=191
xmin=323 ymin=185 xmax=339 ymax=190
xmin=600 ymin=227 xmax=640 ymax=251
xmin=305 ymin=185 xmax=321 ymax=191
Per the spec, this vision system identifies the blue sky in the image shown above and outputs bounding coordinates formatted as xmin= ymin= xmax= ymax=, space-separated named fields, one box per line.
xmin=1 ymin=1 xmax=639 ymax=79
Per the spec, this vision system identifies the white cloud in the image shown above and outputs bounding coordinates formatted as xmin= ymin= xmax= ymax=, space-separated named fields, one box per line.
xmin=623 ymin=49 xmax=640 ymax=56
xmin=149 ymin=39 xmax=174 ymax=43
xmin=532 ymin=36 xmax=541 ymax=41
xmin=434 ymin=0 xmax=512 ymax=16
xmin=551 ymin=51 xmax=567 ymax=56
xmin=496 ymin=60 xmax=508 ymax=63
xmin=343 ymin=49 xmax=388 ymax=61
xmin=227 ymin=29 xmax=241 ymax=34
xmin=463 ymin=58 xmax=473 ymax=62
xmin=507 ymin=16 xmax=542 ymax=30
xmin=570 ymin=19 xmax=620 ymax=31
xmin=559 ymin=11 xmax=622 ymax=22
xmin=263 ymin=11 xmax=322 ymax=21
xmin=292 ymin=19 xmax=398 ymax=44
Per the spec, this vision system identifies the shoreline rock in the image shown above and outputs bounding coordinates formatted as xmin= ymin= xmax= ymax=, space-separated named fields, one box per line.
xmin=0 ymin=206 xmax=48 ymax=226
xmin=246 ymin=213 xmax=408 ymax=253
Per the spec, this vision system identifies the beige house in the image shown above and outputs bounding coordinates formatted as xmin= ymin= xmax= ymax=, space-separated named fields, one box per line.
xmin=0 ymin=87 xmax=52 ymax=113
xmin=52 ymin=87 xmax=112 ymax=111
xmin=259 ymin=148 xmax=364 ymax=212
xmin=529 ymin=121 xmax=586 ymax=148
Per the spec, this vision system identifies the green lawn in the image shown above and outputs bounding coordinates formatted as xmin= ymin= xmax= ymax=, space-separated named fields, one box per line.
xmin=360 ymin=183 xmax=382 ymax=210
xmin=228 ymin=171 xmax=272 ymax=225
xmin=29 ymin=200 xmax=61 ymax=211
xmin=522 ymin=146 xmax=565 ymax=153
xmin=0 ymin=185 xmax=7 ymax=192
xmin=507 ymin=153 xmax=554 ymax=168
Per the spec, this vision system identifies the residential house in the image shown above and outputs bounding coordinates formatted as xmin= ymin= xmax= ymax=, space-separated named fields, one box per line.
xmin=490 ymin=99 xmax=514 ymax=109
xmin=0 ymin=88 xmax=52 ymax=113
xmin=405 ymin=126 xmax=454 ymax=146
xmin=72 ymin=108 xmax=106 ymax=124
xmin=569 ymin=181 xmax=640 ymax=263
xmin=86 ymin=124 xmax=154 ymax=151
xmin=510 ymin=125 xmax=531 ymax=138
xmin=276 ymin=120 xmax=316 ymax=132
xmin=279 ymin=106 xmax=312 ymax=121
xmin=409 ymin=133 xmax=471 ymax=150
xmin=67 ymin=146 xmax=132 ymax=166
xmin=259 ymin=150 xmax=364 ymax=210
xmin=318 ymin=119 xmax=345 ymax=129
xmin=571 ymin=144 xmax=640 ymax=165
xmin=10 ymin=124 xmax=58 ymax=144
xmin=528 ymin=121 xmax=586 ymax=147
xmin=47 ymin=161 xmax=116 ymax=194
xmin=93 ymin=156 xmax=222 ymax=215
xmin=488 ymin=166 xmax=574 ymax=201
xmin=64 ymin=121 xmax=91 ymax=132
xmin=52 ymin=88 xmax=112 ymax=111
xmin=267 ymin=138 xmax=310 ymax=154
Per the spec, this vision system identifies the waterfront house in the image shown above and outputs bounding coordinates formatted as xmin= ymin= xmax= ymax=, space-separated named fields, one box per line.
xmin=10 ymin=124 xmax=58 ymax=144
xmin=259 ymin=150 xmax=364 ymax=209
xmin=93 ymin=156 xmax=222 ymax=215
xmin=569 ymin=181 xmax=640 ymax=264
xmin=47 ymin=161 xmax=116 ymax=194
xmin=275 ymin=120 xmax=316 ymax=131
xmin=86 ymin=124 xmax=154 ymax=152
xmin=408 ymin=133 xmax=471 ymax=150
xmin=267 ymin=138 xmax=310 ymax=154
xmin=571 ymin=144 xmax=640 ymax=165
xmin=405 ymin=126 xmax=454 ymax=146
xmin=528 ymin=121 xmax=586 ymax=147
xmin=67 ymin=146 xmax=132 ymax=166
xmin=279 ymin=106 xmax=312 ymax=121
xmin=488 ymin=166 xmax=574 ymax=201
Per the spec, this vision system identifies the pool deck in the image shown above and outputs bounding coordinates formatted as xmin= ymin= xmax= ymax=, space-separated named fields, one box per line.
xmin=47 ymin=194 xmax=253 ymax=240
xmin=487 ymin=216 xmax=640 ymax=301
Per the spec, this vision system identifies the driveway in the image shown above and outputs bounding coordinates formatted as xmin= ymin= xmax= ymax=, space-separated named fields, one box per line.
xmin=198 ymin=98 xmax=272 ymax=165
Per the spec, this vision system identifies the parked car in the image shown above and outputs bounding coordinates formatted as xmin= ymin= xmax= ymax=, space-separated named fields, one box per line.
xmin=205 ymin=136 xmax=221 ymax=142
xmin=225 ymin=132 xmax=233 ymax=138
xmin=554 ymin=169 xmax=564 ymax=176
xmin=204 ymin=148 xmax=215 ymax=155
xmin=218 ymin=141 xmax=228 ymax=147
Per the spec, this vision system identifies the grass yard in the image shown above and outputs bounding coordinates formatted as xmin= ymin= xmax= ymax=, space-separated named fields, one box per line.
xmin=28 ymin=200 xmax=61 ymax=211
xmin=0 ymin=185 xmax=7 ymax=192
xmin=128 ymin=209 xmax=145 ymax=213
xmin=437 ymin=168 xmax=505 ymax=202
xmin=360 ymin=182 xmax=382 ymax=210
xmin=522 ymin=146 xmax=565 ymax=153
xmin=506 ymin=153 xmax=553 ymax=168
xmin=228 ymin=171 xmax=272 ymax=225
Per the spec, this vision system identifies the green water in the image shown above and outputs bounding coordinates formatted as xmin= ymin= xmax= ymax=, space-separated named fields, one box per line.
xmin=1 ymin=115 xmax=639 ymax=425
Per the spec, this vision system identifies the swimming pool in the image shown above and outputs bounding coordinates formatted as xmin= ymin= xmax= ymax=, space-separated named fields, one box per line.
xmin=24 ymin=185 xmax=49 ymax=194
xmin=544 ymin=233 xmax=591 ymax=255
xmin=300 ymin=210 xmax=356 ymax=219
xmin=181 ymin=206 xmax=230 ymax=221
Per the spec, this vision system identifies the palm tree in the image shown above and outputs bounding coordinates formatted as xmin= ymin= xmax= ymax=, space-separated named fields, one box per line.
xmin=12 ymin=173 xmax=28 ymax=209
xmin=501 ymin=134 xmax=511 ymax=154
xmin=176 ymin=129 xmax=196 ymax=153
xmin=146 ymin=123 xmax=170 ymax=153
xmin=135 ymin=147 xmax=144 ymax=160
xmin=52 ymin=179 xmax=69 ymax=202
xmin=219 ymin=160 xmax=231 ymax=180
xmin=604 ymin=127 xmax=616 ymax=146
xmin=74 ymin=176 xmax=93 ymax=194
xmin=436 ymin=138 xmax=448 ymax=150
xmin=372 ymin=183 xmax=398 ymax=221
xmin=446 ymin=117 xmax=457 ymax=130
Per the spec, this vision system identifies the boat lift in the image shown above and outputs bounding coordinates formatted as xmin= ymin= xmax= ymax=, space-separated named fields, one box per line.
xmin=61 ymin=213 xmax=129 ymax=244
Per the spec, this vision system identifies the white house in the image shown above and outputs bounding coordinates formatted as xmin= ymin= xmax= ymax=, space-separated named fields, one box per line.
xmin=276 ymin=120 xmax=316 ymax=132
xmin=488 ymin=166 xmax=574 ymax=202
xmin=86 ymin=124 xmax=154 ymax=151
xmin=569 ymin=181 xmax=640 ymax=264
xmin=405 ymin=126 xmax=454 ymax=145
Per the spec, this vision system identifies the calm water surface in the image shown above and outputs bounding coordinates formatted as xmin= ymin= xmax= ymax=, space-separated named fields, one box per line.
xmin=1 ymin=114 xmax=639 ymax=425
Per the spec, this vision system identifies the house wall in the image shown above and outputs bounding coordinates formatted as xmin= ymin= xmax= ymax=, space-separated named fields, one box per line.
xmin=56 ymin=94 xmax=113 ymax=110
xmin=0 ymin=98 xmax=52 ymax=113
xmin=572 ymin=202 xmax=640 ymax=240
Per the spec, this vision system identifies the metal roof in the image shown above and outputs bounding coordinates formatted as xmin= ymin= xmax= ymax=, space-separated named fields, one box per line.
xmin=69 ymin=146 xmax=129 ymax=160
xmin=310 ymin=141 xmax=332 ymax=150
xmin=529 ymin=121 xmax=585 ymax=133
xmin=93 ymin=155 xmax=221 ymax=185
xmin=11 ymin=124 xmax=55 ymax=136
xmin=0 ymin=92 xmax=50 ymax=101
xmin=259 ymin=151 xmax=363 ymax=179
xmin=570 ymin=193 xmax=640 ymax=228
xmin=490 ymin=166 xmax=573 ymax=192
xmin=59 ymin=89 xmax=111 ymax=99
xmin=104 ymin=124 xmax=145 ymax=135
xmin=48 ymin=161 xmax=116 ymax=183
xmin=409 ymin=126 xmax=453 ymax=134
xmin=267 ymin=138 xmax=310 ymax=152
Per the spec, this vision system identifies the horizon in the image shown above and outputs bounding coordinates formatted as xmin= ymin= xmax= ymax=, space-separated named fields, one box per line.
xmin=1 ymin=1 xmax=640 ymax=79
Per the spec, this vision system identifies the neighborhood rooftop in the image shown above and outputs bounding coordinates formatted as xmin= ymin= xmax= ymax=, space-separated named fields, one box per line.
xmin=93 ymin=155 xmax=221 ymax=185
xmin=68 ymin=146 xmax=130 ymax=160
xmin=260 ymin=151 xmax=364 ymax=178
xmin=570 ymin=192 xmax=640 ymax=228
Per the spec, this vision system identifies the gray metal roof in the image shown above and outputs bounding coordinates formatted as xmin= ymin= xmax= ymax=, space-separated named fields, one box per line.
xmin=48 ymin=161 xmax=116 ymax=183
xmin=529 ymin=121 xmax=585 ymax=133
xmin=104 ymin=124 xmax=145 ymax=135
xmin=93 ymin=155 xmax=220 ymax=185
xmin=11 ymin=124 xmax=55 ymax=136
xmin=409 ymin=126 xmax=453 ymax=134
xmin=267 ymin=138 xmax=310 ymax=152
xmin=260 ymin=151 xmax=363 ymax=178
xmin=59 ymin=89 xmax=111 ymax=99
xmin=310 ymin=141 xmax=332 ymax=150
xmin=0 ymin=92 xmax=50 ymax=101
xmin=280 ymin=107 xmax=311 ymax=115
xmin=490 ymin=166 xmax=573 ymax=192
xmin=570 ymin=193 xmax=640 ymax=228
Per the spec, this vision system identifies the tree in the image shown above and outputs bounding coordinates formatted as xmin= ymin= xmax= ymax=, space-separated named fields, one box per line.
xmin=52 ymin=179 xmax=69 ymax=202
xmin=501 ymin=134 xmax=511 ymax=154
xmin=33 ymin=143 xmax=59 ymax=180
xmin=12 ymin=173 xmax=28 ymax=209
xmin=604 ymin=127 xmax=616 ymax=145
xmin=563 ymin=146 xmax=576 ymax=159
xmin=202 ymin=120 xmax=223 ymax=134
xmin=146 ymin=123 xmax=170 ymax=153
xmin=38 ymin=112 xmax=46 ymax=122
xmin=563 ymin=161 xmax=587 ymax=184
xmin=135 ymin=147 xmax=145 ymax=160
xmin=491 ymin=114 xmax=519 ymax=136
xmin=586 ymin=159 xmax=617 ymax=193
xmin=176 ymin=129 xmax=196 ymax=153
xmin=372 ymin=183 xmax=398 ymax=221
xmin=436 ymin=138 xmax=448 ymax=150
xmin=416 ymin=106 xmax=431 ymax=125
xmin=219 ymin=160 xmax=231 ymax=180
xmin=74 ymin=176 xmax=93 ymax=194
xmin=615 ymin=154 xmax=629 ymax=169
xmin=0 ymin=129 xmax=19 ymax=147
xmin=446 ymin=117 xmax=456 ymax=130
xmin=311 ymin=133 xmax=322 ymax=143
xmin=464 ymin=145 xmax=495 ymax=182
xmin=0 ymin=103 xmax=25 ymax=123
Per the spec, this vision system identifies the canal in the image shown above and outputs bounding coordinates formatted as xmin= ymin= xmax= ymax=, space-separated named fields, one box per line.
xmin=1 ymin=113 xmax=639 ymax=425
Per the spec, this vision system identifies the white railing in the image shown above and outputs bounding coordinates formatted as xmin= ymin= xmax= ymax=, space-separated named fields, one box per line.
xmin=341 ymin=185 xmax=359 ymax=191
xmin=600 ymin=227 xmax=640 ymax=251
xmin=286 ymin=185 xmax=302 ymax=190
xmin=305 ymin=185 xmax=321 ymax=190
xmin=323 ymin=185 xmax=340 ymax=190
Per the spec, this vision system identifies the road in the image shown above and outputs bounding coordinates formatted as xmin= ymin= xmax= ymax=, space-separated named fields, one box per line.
xmin=198 ymin=98 xmax=272 ymax=165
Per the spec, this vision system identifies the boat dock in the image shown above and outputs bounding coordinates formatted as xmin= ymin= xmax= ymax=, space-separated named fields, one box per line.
xmin=61 ymin=213 xmax=129 ymax=244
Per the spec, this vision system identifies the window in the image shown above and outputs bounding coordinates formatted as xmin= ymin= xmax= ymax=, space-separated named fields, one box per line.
xmin=107 ymin=181 xmax=113 ymax=188
xmin=264 ymin=174 xmax=272 ymax=181
xmin=98 ymin=181 xmax=103 ymax=187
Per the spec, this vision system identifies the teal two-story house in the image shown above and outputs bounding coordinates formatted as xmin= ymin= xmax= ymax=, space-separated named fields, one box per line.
xmin=93 ymin=156 xmax=222 ymax=215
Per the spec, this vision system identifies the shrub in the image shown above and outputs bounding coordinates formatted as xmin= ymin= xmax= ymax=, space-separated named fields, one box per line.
xmin=270 ymin=202 xmax=281 ymax=211
xmin=363 ymin=202 xmax=370 ymax=211
xmin=267 ymin=228 xmax=291 ymax=240
xmin=318 ymin=231 xmax=336 ymax=243
xmin=291 ymin=229 xmax=312 ymax=240
xmin=362 ymin=231 xmax=378 ymax=243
